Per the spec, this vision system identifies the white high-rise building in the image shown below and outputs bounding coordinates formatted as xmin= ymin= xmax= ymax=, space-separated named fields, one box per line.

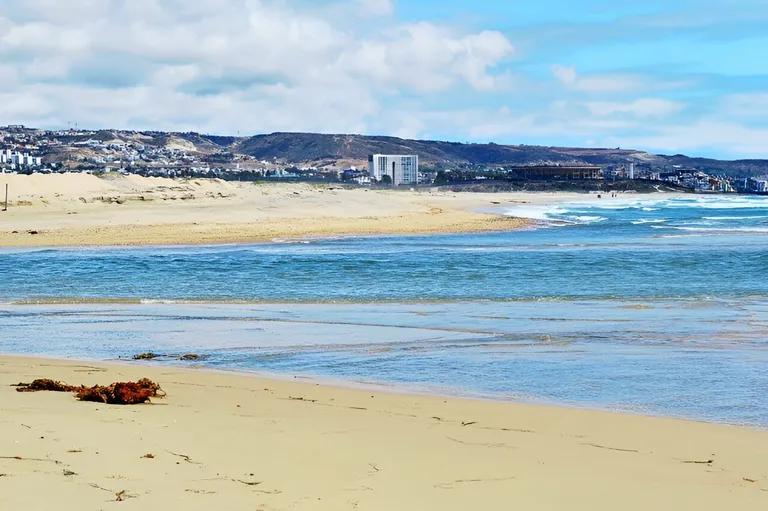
xmin=368 ymin=154 xmax=419 ymax=185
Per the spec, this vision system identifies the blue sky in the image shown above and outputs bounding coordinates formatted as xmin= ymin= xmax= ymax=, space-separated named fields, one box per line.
xmin=0 ymin=0 xmax=766 ymax=158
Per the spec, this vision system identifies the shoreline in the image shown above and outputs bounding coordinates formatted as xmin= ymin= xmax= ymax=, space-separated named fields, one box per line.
xmin=2 ymin=353 xmax=767 ymax=509
xmin=4 ymin=351 xmax=765 ymax=431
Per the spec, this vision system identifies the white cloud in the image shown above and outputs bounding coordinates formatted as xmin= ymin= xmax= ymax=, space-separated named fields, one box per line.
xmin=551 ymin=65 xmax=577 ymax=85
xmin=341 ymin=24 xmax=514 ymax=92
xmin=720 ymin=92 xmax=768 ymax=119
xmin=605 ymin=120 xmax=768 ymax=157
xmin=551 ymin=65 xmax=643 ymax=93
xmin=548 ymin=65 xmax=691 ymax=94
xmin=0 ymin=0 xmax=514 ymax=135
xmin=355 ymin=0 xmax=395 ymax=17
xmin=585 ymin=98 xmax=684 ymax=118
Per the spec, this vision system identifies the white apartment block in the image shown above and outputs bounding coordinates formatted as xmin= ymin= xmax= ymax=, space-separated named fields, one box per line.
xmin=368 ymin=154 xmax=419 ymax=185
xmin=0 ymin=149 xmax=42 ymax=167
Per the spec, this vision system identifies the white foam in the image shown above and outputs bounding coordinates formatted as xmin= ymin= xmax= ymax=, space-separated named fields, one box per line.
xmin=566 ymin=215 xmax=607 ymax=224
xmin=703 ymin=215 xmax=768 ymax=220
xmin=503 ymin=205 xmax=568 ymax=221
xmin=631 ymin=218 xmax=667 ymax=225
xmin=664 ymin=197 xmax=768 ymax=210
xmin=567 ymin=196 xmax=768 ymax=212
xmin=506 ymin=195 xmax=768 ymax=230
xmin=664 ymin=226 xmax=768 ymax=234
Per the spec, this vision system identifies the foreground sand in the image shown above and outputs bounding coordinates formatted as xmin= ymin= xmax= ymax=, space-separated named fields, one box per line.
xmin=0 ymin=173 xmax=671 ymax=247
xmin=1 ymin=355 xmax=766 ymax=510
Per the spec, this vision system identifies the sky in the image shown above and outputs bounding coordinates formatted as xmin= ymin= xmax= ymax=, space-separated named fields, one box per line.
xmin=0 ymin=0 xmax=767 ymax=159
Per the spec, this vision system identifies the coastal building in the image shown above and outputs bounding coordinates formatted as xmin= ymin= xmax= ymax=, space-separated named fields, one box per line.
xmin=368 ymin=154 xmax=419 ymax=185
xmin=0 ymin=149 xmax=43 ymax=168
xmin=341 ymin=168 xmax=372 ymax=185
xmin=509 ymin=164 xmax=603 ymax=180
xmin=747 ymin=177 xmax=768 ymax=193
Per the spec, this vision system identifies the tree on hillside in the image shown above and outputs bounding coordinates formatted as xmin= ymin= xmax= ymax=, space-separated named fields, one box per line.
xmin=433 ymin=170 xmax=448 ymax=185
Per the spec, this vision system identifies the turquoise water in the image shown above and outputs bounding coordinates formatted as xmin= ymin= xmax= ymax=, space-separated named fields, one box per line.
xmin=1 ymin=195 xmax=767 ymax=425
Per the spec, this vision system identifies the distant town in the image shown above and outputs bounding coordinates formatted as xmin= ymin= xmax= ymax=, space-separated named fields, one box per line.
xmin=1 ymin=124 xmax=767 ymax=194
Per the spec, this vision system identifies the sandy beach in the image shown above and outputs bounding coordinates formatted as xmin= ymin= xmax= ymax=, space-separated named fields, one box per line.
xmin=0 ymin=173 xmax=659 ymax=247
xmin=0 ymin=173 xmax=532 ymax=246
xmin=1 ymin=355 xmax=766 ymax=510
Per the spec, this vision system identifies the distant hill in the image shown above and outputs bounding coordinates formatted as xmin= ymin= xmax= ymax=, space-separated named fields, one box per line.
xmin=231 ymin=132 xmax=768 ymax=177
xmin=7 ymin=126 xmax=768 ymax=177
xmin=233 ymin=132 xmax=655 ymax=165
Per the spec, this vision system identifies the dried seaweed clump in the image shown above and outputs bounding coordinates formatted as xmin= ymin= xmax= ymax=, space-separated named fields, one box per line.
xmin=13 ymin=379 xmax=78 ymax=392
xmin=132 ymin=352 xmax=160 ymax=360
xmin=14 ymin=377 xmax=165 ymax=405
xmin=76 ymin=378 xmax=165 ymax=405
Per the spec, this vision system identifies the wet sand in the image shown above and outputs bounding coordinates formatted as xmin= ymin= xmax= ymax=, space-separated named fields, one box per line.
xmin=1 ymin=355 xmax=766 ymax=510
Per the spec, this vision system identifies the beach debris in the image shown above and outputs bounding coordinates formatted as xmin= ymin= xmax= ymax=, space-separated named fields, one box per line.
xmin=434 ymin=476 xmax=516 ymax=490
xmin=132 ymin=352 xmax=206 ymax=361
xmin=0 ymin=455 xmax=63 ymax=465
xmin=287 ymin=396 xmax=317 ymax=403
xmin=63 ymin=469 xmax=77 ymax=476
xmin=583 ymin=443 xmax=640 ymax=453
xmin=234 ymin=479 xmax=262 ymax=486
xmin=461 ymin=421 xmax=477 ymax=427
xmin=141 ymin=453 xmax=155 ymax=459
xmin=13 ymin=379 xmax=78 ymax=392
xmin=681 ymin=458 xmax=714 ymax=465
xmin=132 ymin=352 xmax=160 ymax=360
xmin=76 ymin=379 xmax=164 ymax=404
xmin=14 ymin=378 xmax=165 ymax=405
xmin=166 ymin=450 xmax=200 ymax=464
xmin=89 ymin=484 xmax=134 ymax=502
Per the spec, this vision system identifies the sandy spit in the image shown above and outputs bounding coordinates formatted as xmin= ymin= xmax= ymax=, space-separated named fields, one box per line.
xmin=0 ymin=173 xmax=668 ymax=247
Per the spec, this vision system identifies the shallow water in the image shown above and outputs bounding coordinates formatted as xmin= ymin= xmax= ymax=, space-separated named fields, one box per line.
xmin=1 ymin=195 xmax=767 ymax=425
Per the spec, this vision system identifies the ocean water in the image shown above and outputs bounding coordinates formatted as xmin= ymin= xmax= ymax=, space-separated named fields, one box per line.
xmin=1 ymin=194 xmax=767 ymax=425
